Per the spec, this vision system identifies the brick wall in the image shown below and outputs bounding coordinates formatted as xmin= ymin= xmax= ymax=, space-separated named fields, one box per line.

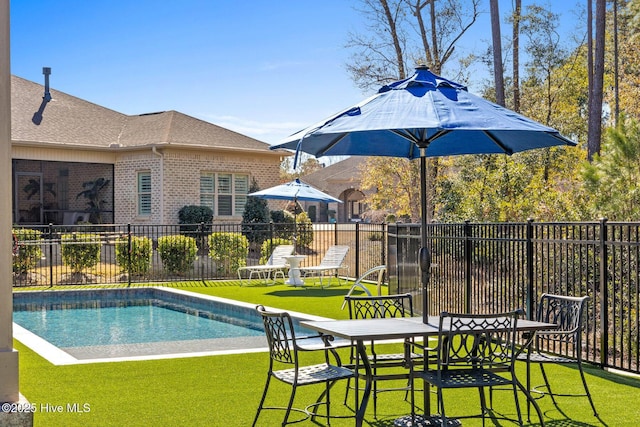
xmin=114 ymin=148 xmax=282 ymax=224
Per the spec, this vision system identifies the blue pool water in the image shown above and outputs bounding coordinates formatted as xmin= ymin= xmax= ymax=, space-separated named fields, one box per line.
xmin=13 ymin=288 xmax=319 ymax=364
xmin=13 ymin=301 xmax=264 ymax=348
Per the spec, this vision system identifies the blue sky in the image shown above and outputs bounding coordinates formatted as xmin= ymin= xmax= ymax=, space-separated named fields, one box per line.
xmin=10 ymin=0 xmax=583 ymax=145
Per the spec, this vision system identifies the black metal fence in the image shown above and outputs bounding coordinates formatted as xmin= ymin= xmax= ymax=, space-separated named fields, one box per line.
xmin=11 ymin=222 xmax=386 ymax=287
xmin=389 ymin=219 xmax=640 ymax=376
xmin=13 ymin=219 xmax=640 ymax=375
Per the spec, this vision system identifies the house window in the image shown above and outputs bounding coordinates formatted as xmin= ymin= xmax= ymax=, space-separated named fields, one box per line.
xmin=200 ymin=172 xmax=249 ymax=217
xmin=137 ymin=171 xmax=151 ymax=215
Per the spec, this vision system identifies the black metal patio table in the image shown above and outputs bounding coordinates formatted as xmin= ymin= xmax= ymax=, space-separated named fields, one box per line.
xmin=301 ymin=315 xmax=556 ymax=427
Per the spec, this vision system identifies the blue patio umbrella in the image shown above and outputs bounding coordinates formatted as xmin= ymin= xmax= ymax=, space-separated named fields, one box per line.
xmin=248 ymin=179 xmax=342 ymax=252
xmin=271 ymin=66 xmax=576 ymax=320
xmin=248 ymin=178 xmax=342 ymax=204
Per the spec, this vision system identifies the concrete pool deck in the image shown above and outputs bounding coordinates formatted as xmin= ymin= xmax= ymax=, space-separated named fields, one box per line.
xmin=13 ymin=287 xmax=328 ymax=365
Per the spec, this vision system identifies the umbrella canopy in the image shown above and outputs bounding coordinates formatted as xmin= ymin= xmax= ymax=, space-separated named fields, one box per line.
xmin=248 ymin=179 xmax=342 ymax=253
xmin=271 ymin=66 xmax=576 ymax=320
xmin=274 ymin=66 xmax=574 ymax=159
xmin=248 ymin=179 xmax=342 ymax=204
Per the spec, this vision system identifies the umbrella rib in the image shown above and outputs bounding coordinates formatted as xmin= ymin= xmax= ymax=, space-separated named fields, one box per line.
xmin=317 ymin=134 xmax=348 ymax=157
xmin=484 ymin=130 xmax=514 ymax=155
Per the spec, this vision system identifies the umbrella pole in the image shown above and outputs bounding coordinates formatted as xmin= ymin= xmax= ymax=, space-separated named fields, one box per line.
xmin=419 ymin=154 xmax=431 ymax=323
xmin=293 ymin=197 xmax=298 ymax=254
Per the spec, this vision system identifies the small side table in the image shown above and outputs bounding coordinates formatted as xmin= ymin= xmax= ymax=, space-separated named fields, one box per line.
xmin=284 ymin=255 xmax=307 ymax=286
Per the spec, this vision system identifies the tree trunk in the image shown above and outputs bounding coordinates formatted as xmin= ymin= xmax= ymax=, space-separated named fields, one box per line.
xmin=380 ymin=0 xmax=406 ymax=79
xmin=512 ymin=0 xmax=521 ymax=112
xmin=588 ymin=0 xmax=606 ymax=160
xmin=490 ymin=0 xmax=505 ymax=106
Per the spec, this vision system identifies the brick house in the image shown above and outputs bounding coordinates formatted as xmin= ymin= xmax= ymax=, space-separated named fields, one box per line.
xmin=11 ymin=74 xmax=284 ymax=225
xmin=303 ymin=156 xmax=372 ymax=222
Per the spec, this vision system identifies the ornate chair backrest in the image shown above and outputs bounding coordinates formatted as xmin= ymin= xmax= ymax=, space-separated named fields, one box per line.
xmin=535 ymin=293 xmax=589 ymax=356
xmin=437 ymin=310 xmax=521 ymax=371
xmin=344 ymin=294 xmax=413 ymax=320
xmin=256 ymin=305 xmax=297 ymax=366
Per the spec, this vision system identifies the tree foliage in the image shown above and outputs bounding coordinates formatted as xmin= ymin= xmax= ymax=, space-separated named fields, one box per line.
xmin=241 ymin=178 xmax=270 ymax=244
xmin=280 ymin=157 xmax=323 ymax=181
xmin=346 ymin=1 xmax=640 ymax=223
xmin=582 ymin=116 xmax=640 ymax=220
xmin=359 ymin=157 xmax=421 ymax=222
xmin=346 ymin=0 xmax=479 ymax=91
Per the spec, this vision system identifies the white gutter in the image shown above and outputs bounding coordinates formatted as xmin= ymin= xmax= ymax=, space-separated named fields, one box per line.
xmin=152 ymin=146 xmax=164 ymax=223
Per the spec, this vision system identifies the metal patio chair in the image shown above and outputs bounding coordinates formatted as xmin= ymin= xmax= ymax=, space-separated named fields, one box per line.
xmin=517 ymin=293 xmax=597 ymax=418
xmin=252 ymin=305 xmax=355 ymax=426
xmin=418 ymin=310 xmax=524 ymax=426
xmin=343 ymin=293 xmax=422 ymax=418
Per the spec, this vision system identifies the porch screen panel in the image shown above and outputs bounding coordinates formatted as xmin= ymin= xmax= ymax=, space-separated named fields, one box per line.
xmin=137 ymin=171 xmax=151 ymax=215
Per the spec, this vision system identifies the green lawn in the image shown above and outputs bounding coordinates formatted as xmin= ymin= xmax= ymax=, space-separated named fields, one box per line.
xmin=15 ymin=280 xmax=640 ymax=426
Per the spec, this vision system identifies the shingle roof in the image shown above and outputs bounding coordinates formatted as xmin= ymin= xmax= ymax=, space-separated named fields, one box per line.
xmin=304 ymin=156 xmax=368 ymax=190
xmin=11 ymin=75 xmax=274 ymax=152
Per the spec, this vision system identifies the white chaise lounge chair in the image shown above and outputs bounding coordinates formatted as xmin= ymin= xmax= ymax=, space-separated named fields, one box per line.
xmin=299 ymin=245 xmax=349 ymax=288
xmin=237 ymin=244 xmax=294 ymax=286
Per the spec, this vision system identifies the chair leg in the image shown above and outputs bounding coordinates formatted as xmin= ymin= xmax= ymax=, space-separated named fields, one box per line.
xmin=344 ymin=347 xmax=356 ymax=405
xmin=511 ymin=381 xmax=523 ymax=425
xmin=525 ymin=357 xmax=532 ymax=422
xmin=577 ymin=361 xmax=598 ymax=416
xmin=282 ymin=382 xmax=298 ymax=426
xmin=478 ymin=386 xmax=488 ymax=425
xmin=325 ymin=381 xmax=332 ymax=426
xmin=252 ymin=375 xmax=272 ymax=427
xmin=437 ymin=388 xmax=446 ymax=427
xmin=539 ymin=364 xmax=558 ymax=405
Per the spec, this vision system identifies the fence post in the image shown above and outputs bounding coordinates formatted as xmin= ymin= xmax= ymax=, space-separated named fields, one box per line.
xmin=355 ymin=222 xmax=360 ymax=278
xmin=199 ymin=222 xmax=205 ymax=284
xmin=526 ymin=218 xmax=534 ymax=319
xmin=599 ymin=217 xmax=609 ymax=367
xmin=48 ymin=223 xmax=54 ymax=287
xmin=382 ymin=223 xmax=386 ymax=268
xmin=464 ymin=220 xmax=472 ymax=313
xmin=127 ymin=224 xmax=132 ymax=287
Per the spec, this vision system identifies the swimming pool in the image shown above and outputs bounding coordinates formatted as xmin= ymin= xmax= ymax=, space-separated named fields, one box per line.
xmin=13 ymin=287 xmax=326 ymax=365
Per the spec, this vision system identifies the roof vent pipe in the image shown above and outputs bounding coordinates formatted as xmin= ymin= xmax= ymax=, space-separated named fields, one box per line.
xmin=42 ymin=67 xmax=51 ymax=102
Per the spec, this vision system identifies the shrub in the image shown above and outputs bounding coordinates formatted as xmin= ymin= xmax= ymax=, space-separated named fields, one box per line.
xmin=12 ymin=228 xmax=42 ymax=274
xmin=115 ymin=236 xmax=152 ymax=276
xmin=242 ymin=179 xmax=271 ymax=244
xmin=271 ymin=210 xmax=314 ymax=249
xmin=270 ymin=210 xmax=287 ymax=223
xmin=368 ymin=231 xmax=384 ymax=241
xmin=157 ymin=235 xmax=198 ymax=274
xmin=208 ymin=232 xmax=249 ymax=275
xmin=178 ymin=205 xmax=213 ymax=235
xmin=295 ymin=211 xmax=314 ymax=248
xmin=259 ymin=237 xmax=292 ymax=264
xmin=61 ymin=233 xmax=101 ymax=274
